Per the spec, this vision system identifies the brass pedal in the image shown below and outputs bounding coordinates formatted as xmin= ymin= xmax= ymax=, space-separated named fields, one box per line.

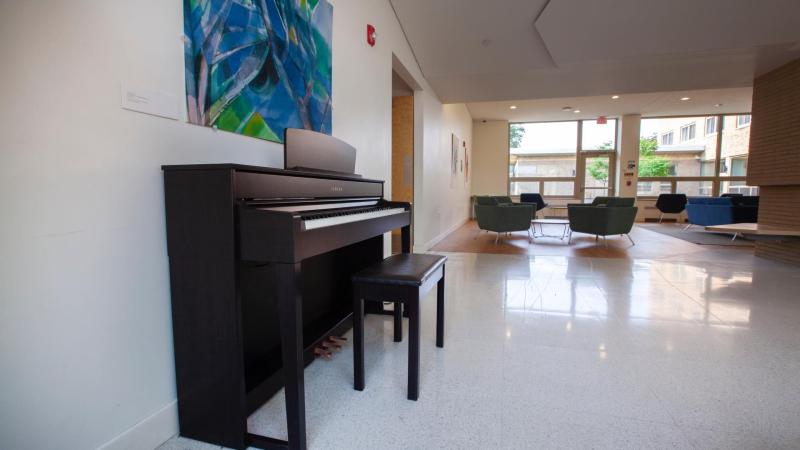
xmin=325 ymin=343 xmax=342 ymax=351
xmin=314 ymin=347 xmax=332 ymax=359
xmin=319 ymin=343 xmax=340 ymax=352
xmin=328 ymin=335 xmax=348 ymax=343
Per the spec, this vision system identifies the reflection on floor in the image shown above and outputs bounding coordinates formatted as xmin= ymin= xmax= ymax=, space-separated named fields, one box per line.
xmin=432 ymin=220 xmax=755 ymax=259
xmin=161 ymin=237 xmax=800 ymax=449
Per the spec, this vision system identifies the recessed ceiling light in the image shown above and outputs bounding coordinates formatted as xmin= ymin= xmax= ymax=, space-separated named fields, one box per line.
xmin=611 ymin=95 xmax=620 ymax=99
xmin=573 ymin=109 xmax=581 ymax=113
xmin=680 ymin=97 xmax=691 ymax=101
xmin=509 ymin=105 xmax=517 ymax=110
xmin=714 ymin=103 xmax=723 ymax=107
xmin=562 ymin=106 xmax=572 ymax=111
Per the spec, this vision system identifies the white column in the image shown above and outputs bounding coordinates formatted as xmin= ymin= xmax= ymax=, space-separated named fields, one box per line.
xmin=616 ymin=114 xmax=641 ymax=198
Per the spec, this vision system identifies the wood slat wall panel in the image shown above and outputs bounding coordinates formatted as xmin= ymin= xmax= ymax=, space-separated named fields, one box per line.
xmin=748 ymin=58 xmax=800 ymax=264
xmin=748 ymin=59 xmax=800 ymax=186
xmin=391 ymin=96 xmax=414 ymax=203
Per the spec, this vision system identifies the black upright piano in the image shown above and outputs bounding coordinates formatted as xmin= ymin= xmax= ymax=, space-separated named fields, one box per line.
xmin=162 ymin=130 xmax=411 ymax=450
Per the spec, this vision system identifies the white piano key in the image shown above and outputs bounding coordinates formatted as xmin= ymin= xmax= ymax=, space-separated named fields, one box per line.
xmin=302 ymin=208 xmax=406 ymax=231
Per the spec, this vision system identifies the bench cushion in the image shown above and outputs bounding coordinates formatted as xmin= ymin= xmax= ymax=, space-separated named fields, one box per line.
xmin=352 ymin=254 xmax=447 ymax=286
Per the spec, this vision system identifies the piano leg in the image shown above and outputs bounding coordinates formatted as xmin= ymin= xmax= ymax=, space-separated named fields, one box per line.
xmin=353 ymin=284 xmax=365 ymax=392
xmin=274 ymin=262 xmax=307 ymax=450
xmin=401 ymin=224 xmax=411 ymax=253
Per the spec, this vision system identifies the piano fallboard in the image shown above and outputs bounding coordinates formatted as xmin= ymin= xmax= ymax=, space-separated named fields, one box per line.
xmin=238 ymin=203 xmax=411 ymax=263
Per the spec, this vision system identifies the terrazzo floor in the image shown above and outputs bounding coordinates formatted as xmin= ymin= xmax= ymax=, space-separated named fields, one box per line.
xmin=160 ymin=228 xmax=800 ymax=449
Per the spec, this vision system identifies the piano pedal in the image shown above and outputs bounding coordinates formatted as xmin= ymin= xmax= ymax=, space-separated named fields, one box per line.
xmin=328 ymin=335 xmax=348 ymax=343
xmin=319 ymin=343 xmax=339 ymax=352
xmin=314 ymin=347 xmax=333 ymax=359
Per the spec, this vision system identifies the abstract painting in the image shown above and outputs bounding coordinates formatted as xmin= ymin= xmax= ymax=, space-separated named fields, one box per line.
xmin=183 ymin=0 xmax=333 ymax=143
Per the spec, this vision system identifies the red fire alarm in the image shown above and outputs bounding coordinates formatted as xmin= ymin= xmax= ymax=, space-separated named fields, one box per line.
xmin=367 ymin=24 xmax=376 ymax=47
xmin=597 ymin=116 xmax=607 ymax=125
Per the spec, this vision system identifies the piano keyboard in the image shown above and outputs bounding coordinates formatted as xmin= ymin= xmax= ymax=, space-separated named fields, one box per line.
xmin=302 ymin=206 xmax=406 ymax=231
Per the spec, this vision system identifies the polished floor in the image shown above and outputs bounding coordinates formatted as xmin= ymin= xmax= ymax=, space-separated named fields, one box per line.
xmin=431 ymin=220 xmax=755 ymax=259
xmin=161 ymin=230 xmax=800 ymax=449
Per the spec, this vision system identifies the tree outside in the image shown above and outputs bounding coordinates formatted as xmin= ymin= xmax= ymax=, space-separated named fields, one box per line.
xmin=510 ymin=124 xmax=525 ymax=148
xmin=638 ymin=134 xmax=672 ymax=177
xmin=586 ymin=135 xmax=672 ymax=183
xmin=586 ymin=141 xmax=613 ymax=183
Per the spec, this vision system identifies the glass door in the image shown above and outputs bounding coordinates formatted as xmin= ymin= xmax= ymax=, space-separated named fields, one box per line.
xmin=581 ymin=154 xmax=614 ymax=203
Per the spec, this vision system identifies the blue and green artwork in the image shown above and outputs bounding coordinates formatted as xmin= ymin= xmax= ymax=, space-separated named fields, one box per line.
xmin=183 ymin=0 xmax=333 ymax=143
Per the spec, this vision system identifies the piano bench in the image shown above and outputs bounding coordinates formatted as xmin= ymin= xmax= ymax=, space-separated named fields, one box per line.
xmin=351 ymin=253 xmax=447 ymax=401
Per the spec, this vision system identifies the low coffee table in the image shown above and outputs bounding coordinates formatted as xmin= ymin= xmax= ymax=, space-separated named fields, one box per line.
xmin=531 ymin=218 xmax=571 ymax=241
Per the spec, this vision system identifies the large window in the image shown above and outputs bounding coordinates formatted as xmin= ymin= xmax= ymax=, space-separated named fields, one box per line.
xmin=509 ymin=121 xmax=578 ymax=196
xmin=640 ymin=116 xmax=716 ymax=179
xmin=509 ymin=119 xmax=616 ymax=198
xmin=677 ymin=180 xmax=713 ymax=196
xmin=637 ymin=114 xmax=750 ymax=198
xmin=637 ymin=181 xmax=672 ymax=197
xmin=581 ymin=119 xmax=617 ymax=150
xmin=719 ymin=115 xmax=751 ymax=178
xmin=720 ymin=180 xmax=759 ymax=196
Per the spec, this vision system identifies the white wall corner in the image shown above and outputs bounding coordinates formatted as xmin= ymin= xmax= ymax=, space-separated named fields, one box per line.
xmin=415 ymin=217 xmax=469 ymax=253
xmin=97 ymin=401 xmax=178 ymax=450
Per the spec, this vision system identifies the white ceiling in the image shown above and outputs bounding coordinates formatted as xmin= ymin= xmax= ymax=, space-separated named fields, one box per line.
xmin=390 ymin=0 xmax=800 ymax=104
xmin=466 ymin=87 xmax=752 ymax=122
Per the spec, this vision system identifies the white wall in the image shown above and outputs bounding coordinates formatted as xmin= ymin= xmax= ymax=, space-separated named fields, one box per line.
xmin=413 ymin=103 xmax=473 ymax=250
xmin=616 ymin=114 xmax=641 ymax=199
xmin=0 ymin=1 xmax=471 ymax=449
xmin=472 ymin=120 xmax=510 ymax=195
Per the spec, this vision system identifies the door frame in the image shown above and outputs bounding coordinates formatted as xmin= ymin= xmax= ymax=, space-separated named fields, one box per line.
xmin=391 ymin=54 xmax=423 ymax=252
xmin=577 ymin=151 xmax=616 ymax=202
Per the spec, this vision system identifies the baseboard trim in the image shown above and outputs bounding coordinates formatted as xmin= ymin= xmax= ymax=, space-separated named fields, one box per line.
xmin=97 ymin=400 xmax=178 ymax=450
xmin=415 ymin=217 xmax=469 ymax=252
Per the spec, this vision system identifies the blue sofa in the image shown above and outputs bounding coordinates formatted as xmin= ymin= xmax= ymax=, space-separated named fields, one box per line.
xmin=685 ymin=196 xmax=759 ymax=227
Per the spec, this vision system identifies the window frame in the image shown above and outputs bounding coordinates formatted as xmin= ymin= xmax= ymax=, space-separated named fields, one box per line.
xmin=508 ymin=113 xmax=751 ymax=201
xmin=507 ymin=119 xmax=618 ymax=200
xmin=637 ymin=113 xmax=750 ymax=199
xmin=660 ymin=131 xmax=674 ymax=146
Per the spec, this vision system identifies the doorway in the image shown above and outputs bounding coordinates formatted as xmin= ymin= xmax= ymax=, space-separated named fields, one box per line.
xmin=579 ymin=152 xmax=616 ymax=203
xmin=391 ymin=70 xmax=414 ymax=254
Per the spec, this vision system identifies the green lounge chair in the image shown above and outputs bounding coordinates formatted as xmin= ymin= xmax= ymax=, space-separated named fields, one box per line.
xmin=567 ymin=197 xmax=638 ymax=246
xmin=474 ymin=197 xmax=534 ymax=244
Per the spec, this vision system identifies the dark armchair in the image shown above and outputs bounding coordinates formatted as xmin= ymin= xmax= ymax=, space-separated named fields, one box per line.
xmin=567 ymin=197 xmax=638 ymax=246
xmin=474 ymin=197 xmax=534 ymax=244
xmin=475 ymin=195 xmax=518 ymax=206
xmin=655 ymin=194 xmax=687 ymax=223
xmin=520 ymin=193 xmax=547 ymax=217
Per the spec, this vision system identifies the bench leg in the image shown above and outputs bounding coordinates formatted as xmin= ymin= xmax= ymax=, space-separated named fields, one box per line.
xmin=393 ymin=302 xmax=403 ymax=342
xmin=353 ymin=287 xmax=365 ymax=391
xmin=407 ymin=291 xmax=420 ymax=401
xmin=436 ymin=267 xmax=445 ymax=348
